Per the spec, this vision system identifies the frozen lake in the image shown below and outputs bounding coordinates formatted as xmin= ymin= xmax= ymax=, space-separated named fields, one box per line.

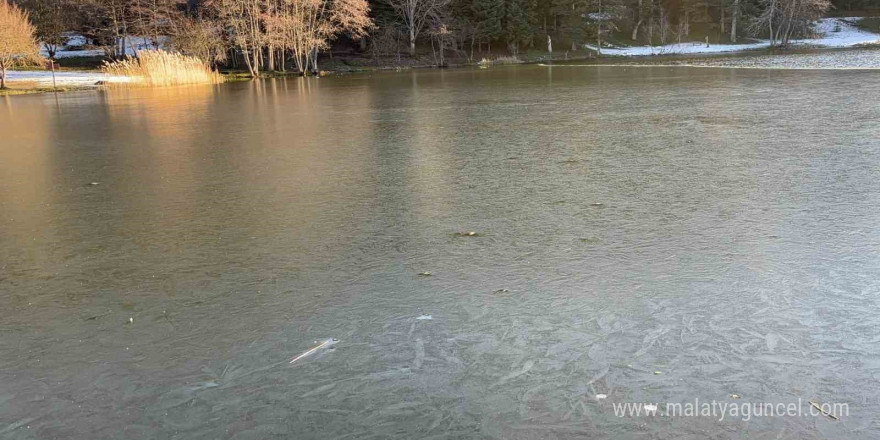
xmin=2 ymin=66 xmax=880 ymax=439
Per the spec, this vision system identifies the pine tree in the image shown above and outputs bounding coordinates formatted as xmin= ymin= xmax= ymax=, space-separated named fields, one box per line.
xmin=472 ymin=0 xmax=503 ymax=48
xmin=551 ymin=0 xmax=589 ymax=50
xmin=502 ymin=0 xmax=533 ymax=53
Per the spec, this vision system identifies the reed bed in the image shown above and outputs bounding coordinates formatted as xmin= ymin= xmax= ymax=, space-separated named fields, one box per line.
xmin=102 ymin=50 xmax=224 ymax=87
xmin=478 ymin=56 xmax=523 ymax=66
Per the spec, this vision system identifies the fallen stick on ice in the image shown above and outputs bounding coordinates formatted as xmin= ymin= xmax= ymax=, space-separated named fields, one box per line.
xmin=290 ymin=338 xmax=338 ymax=364
xmin=809 ymin=400 xmax=840 ymax=420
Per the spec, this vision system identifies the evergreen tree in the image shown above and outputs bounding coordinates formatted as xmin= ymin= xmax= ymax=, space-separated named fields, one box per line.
xmin=502 ymin=0 xmax=533 ymax=53
xmin=551 ymin=0 xmax=590 ymax=50
xmin=472 ymin=0 xmax=504 ymax=45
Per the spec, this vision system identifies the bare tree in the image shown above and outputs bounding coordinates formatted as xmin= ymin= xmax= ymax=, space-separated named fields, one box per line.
xmin=427 ymin=11 xmax=453 ymax=66
xmin=658 ymin=6 xmax=670 ymax=44
xmin=368 ymin=21 xmax=404 ymax=62
xmin=214 ymin=0 xmax=263 ymax=76
xmin=172 ymin=17 xmax=228 ymax=67
xmin=131 ymin=0 xmax=184 ymax=50
xmin=263 ymin=3 xmax=293 ymax=71
xmin=631 ymin=0 xmax=644 ymax=41
xmin=0 ymin=0 xmax=41 ymax=89
xmin=387 ymin=0 xmax=449 ymax=56
xmin=14 ymin=0 xmax=77 ymax=59
xmin=730 ymin=0 xmax=740 ymax=42
xmin=750 ymin=0 xmax=830 ymax=46
xmin=74 ymin=0 xmax=136 ymax=58
xmin=266 ymin=0 xmax=371 ymax=75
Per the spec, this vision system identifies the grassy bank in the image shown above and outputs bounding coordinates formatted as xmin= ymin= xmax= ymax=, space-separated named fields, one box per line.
xmin=220 ymin=49 xmax=601 ymax=78
xmin=0 ymin=84 xmax=92 ymax=96
xmin=5 ymin=34 xmax=878 ymax=95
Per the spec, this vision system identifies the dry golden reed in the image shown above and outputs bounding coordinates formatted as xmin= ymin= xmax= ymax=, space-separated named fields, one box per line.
xmin=102 ymin=50 xmax=224 ymax=87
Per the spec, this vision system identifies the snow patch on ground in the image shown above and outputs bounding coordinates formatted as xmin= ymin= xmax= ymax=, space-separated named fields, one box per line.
xmin=39 ymin=35 xmax=169 ymax=59
xmin=64 ymin=33 xmax=90 ymax=47
xmin=800 ymin=17 xmax=880 ymax=47
xmin=654 ymin=48 xmax=880 ymax=69
xmin=12 ymin=34 xmax=173 ymax=86
xmin=4 ymin=70 xmax=132 ymax=86
xmin=586 ymin=18 xmax=880 ymax=56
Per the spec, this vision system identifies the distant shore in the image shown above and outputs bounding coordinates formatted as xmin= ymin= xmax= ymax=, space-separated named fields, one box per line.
xmin=544 ymin=45 xmax=880 ymax=70
xmin=4 ymin=18 xmax=879 ymax=96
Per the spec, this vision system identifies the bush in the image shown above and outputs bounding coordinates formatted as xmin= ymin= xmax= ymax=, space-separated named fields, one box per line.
xmin=0 ymin=1 xmax=42 ymax=89
xmin=102 ymin=50 xmax=224 ymax=87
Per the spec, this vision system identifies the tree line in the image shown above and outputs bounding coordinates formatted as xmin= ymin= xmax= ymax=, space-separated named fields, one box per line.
xmin=9 ymin=0 xmax=859 ymax=75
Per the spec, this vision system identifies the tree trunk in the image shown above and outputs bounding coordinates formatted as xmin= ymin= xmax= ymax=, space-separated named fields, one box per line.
xmin=409 ymin=28 xmax=416 ymax=56
xmin=731 ymin=0 xmax=740 ymax=43
xmin=268 ymin=45 xmax=275 ymax=71
xmin=684 ymin=11 xmax=690 ymax=37
xmin=44 ymin=44 xmax=56 ymax=60
xmin=768 ymin=0 xmax=775 ymax=46
xmin=122 ymin=16 xmax=130 ymax=57
xmin=243 ymin=47 xmax=258 ymax=78
xmin=632 ymin=20 xmax=643 ymax=41
xmin=0 ymin=63 xmax=6 ymax=90
xmin=596 ymin=0 xmax=602 ymax=57
xmin=109 ymin=6 xmax=122 ymax=59
xmin=632 ymin=0 xmax=643 ymax=41
xmin=311 ymin=49 xmax=319 ymax=75
xmin=298 ymin=50 xmax=307 ymax=75
xmin=782 ymin=1 xmax=795 ymax=46
xmin=769 ymin=21 xmax=774 ymax=46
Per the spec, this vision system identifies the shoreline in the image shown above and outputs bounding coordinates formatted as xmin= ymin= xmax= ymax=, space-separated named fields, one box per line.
xmin=565 ymin=45 xmax=880 ymax=70
xmin=4 ymin=37 xmax=879 ymax=96
xmin=583 ymin=17 xmax=880 ymax=56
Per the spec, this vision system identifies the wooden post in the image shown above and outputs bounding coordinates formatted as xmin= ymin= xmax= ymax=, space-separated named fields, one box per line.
xmin=48 ymin=58 xmax=57 ymax=92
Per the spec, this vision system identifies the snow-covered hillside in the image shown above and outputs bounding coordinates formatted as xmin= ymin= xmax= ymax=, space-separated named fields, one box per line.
xmin=586 ymin=17 xmax=880 ymax=57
